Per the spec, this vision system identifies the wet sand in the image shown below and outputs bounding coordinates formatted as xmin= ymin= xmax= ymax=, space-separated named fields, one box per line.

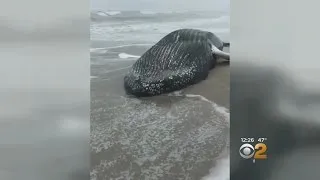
xmin=184 ymin=59 xmax=230 ymax=108
xmin=90 ymin=46 xmax=230 ymax=179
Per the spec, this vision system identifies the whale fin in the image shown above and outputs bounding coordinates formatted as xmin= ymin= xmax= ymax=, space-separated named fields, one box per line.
xmin=223 ymin=42 xmax=230 ymax=47
xmin=211 ymin=45 xmax=230 ymax=60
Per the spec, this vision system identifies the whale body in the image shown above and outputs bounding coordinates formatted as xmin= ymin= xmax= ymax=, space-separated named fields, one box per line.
xmin=124 ymin=29 xmax=230 ymax=97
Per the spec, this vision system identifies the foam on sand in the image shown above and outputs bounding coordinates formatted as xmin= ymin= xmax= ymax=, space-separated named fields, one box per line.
xmin=91 ymin=93 xmax=229 ymax=179
xmin=118 ymin=53 xmax=140 ymax=59
xmin=90 ymin=48 xmax=108 ymax=54
xmin=169 ymin=92 xmax=230 ymax=121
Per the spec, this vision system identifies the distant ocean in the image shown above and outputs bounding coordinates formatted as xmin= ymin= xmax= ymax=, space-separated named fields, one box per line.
xmin=90 ymin=10 xmax=229 ymax=50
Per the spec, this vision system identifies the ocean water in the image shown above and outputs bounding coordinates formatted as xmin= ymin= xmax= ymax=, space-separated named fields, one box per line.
xmin=90 ymin=10 xmax=230 ymax=180
xmin=90 ymin=10 xmax=229 ymax=50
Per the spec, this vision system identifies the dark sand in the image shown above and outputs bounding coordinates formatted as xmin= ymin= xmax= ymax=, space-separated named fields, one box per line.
xmin=90 ymin=47 xmax=230 ymax=180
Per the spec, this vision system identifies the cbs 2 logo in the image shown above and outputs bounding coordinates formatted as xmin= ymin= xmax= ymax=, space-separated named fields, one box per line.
xmin=239 ymin=143 xmax=267 ymax=159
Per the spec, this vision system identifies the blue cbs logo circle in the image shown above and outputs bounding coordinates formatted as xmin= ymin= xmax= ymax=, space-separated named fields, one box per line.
xmin=239 ymin=143 xmax=255 ymax=159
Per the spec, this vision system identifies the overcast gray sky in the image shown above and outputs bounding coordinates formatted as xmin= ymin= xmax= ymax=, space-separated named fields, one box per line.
xmin=90 ymin=0 xmax=229 ymax=12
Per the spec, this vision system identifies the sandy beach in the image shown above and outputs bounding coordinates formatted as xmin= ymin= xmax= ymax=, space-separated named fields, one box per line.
xmin=90 ymin=48 xmax=229 ymax=180
xmin=90 ymin=11 xmax=229 ymax=180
